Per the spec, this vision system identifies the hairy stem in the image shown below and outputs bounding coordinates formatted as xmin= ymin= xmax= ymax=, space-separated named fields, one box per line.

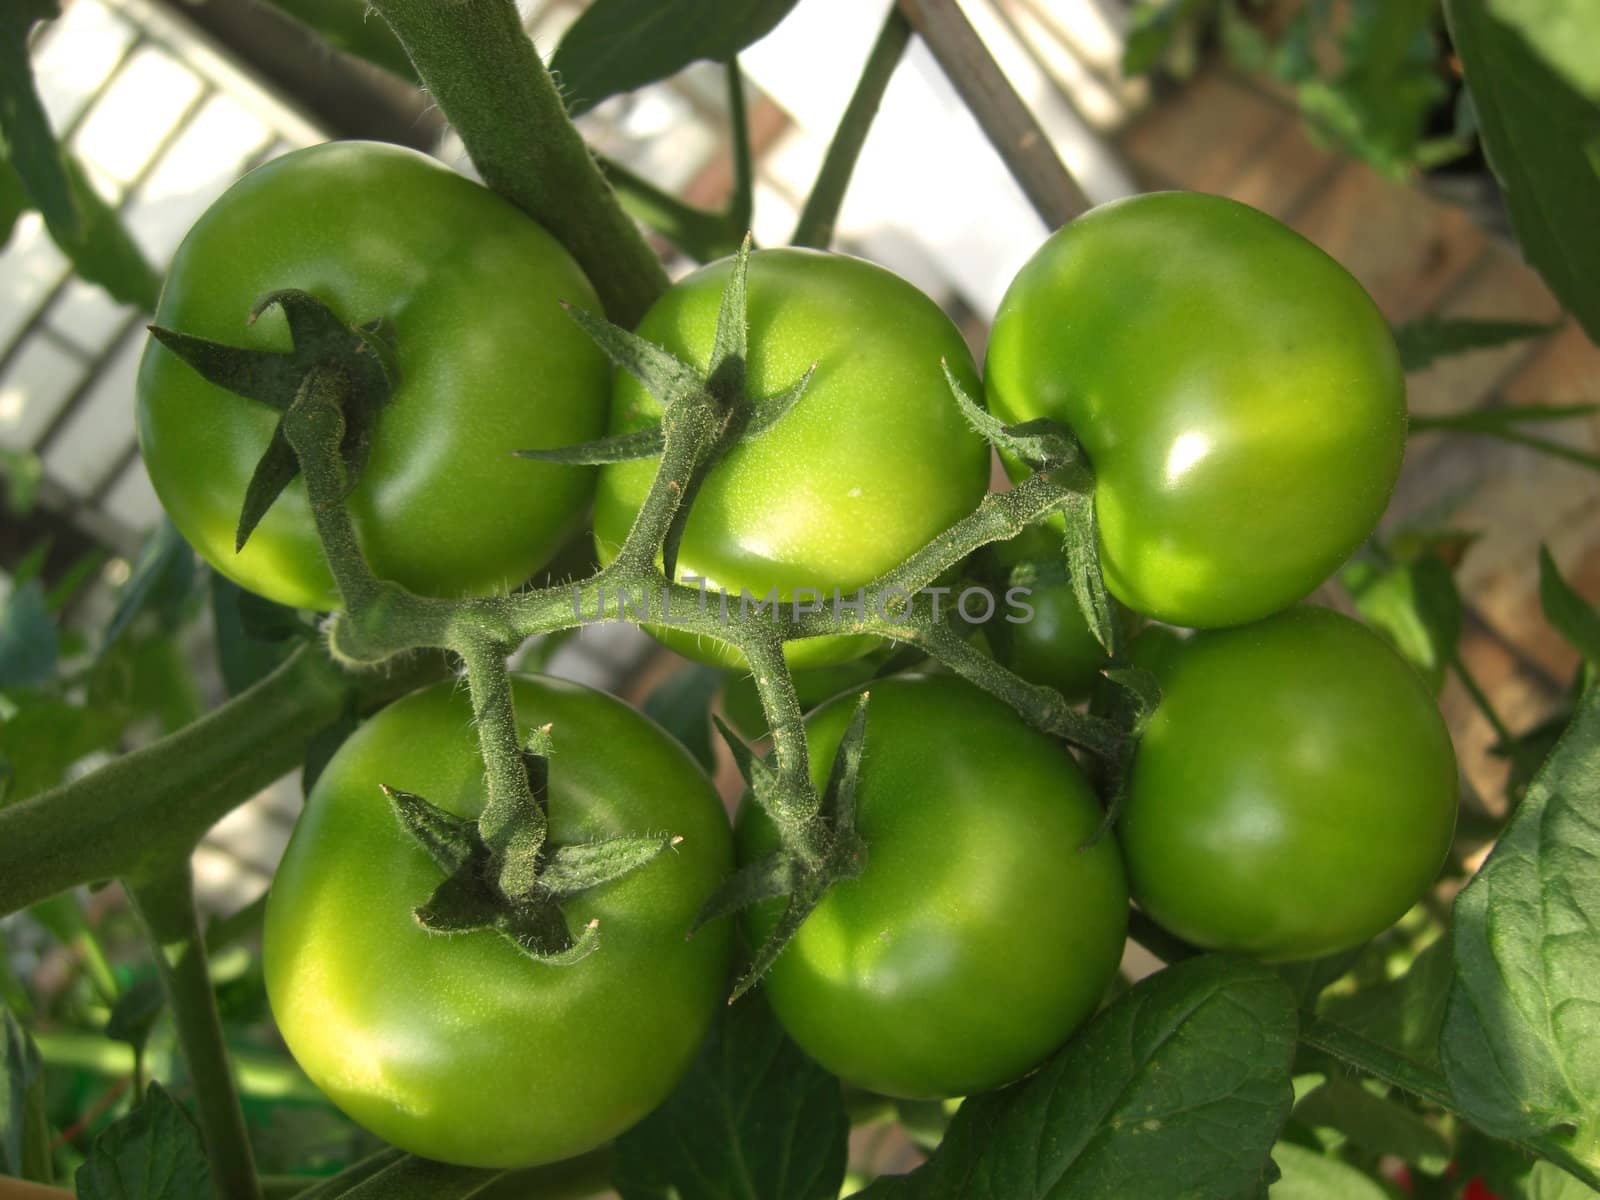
xmin=127 ymin=866 xmax=260 ymax=1200
xmin=368 ymin=0 xmax=667 ymax=325
xmin=460 ymin=636 xmax=545 ymax=896
xmin=792 ymin=6 xmax=913 ymax=249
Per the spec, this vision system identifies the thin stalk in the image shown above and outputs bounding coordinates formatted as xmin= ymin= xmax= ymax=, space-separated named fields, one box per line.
xmin=127 ymin=865 xmax=260 ymax=1200
xmin=726 ymin=59 xmax=755 ymax=235
xmin=367 ymin=0 xmax=667 ymax=325
xmin=896 ymin=0 xmax=1089 ymax=228
xmin=792 ymin=7 xmax=913 ymax=248
xmin=1409 ymin=417 xmax=1600 ymax=473
xmin=1451 ymin=650 xmax=1516 ymax=747
xmin=460 ymin=636 xmax=545 ymax=897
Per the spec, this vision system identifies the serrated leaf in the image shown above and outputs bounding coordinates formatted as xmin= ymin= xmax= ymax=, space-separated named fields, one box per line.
xmin=1441 ymin=684 xmax=1600 ymax=1163
xmin=1267 ymin=1142 xmax=1388 ymax=1199
xmin=2 ymin=1008 xmax=52 ymax=1181
xmin=859 ymin=955 xmax=1298 ymax=1200
xmin=0 ymin=577 xmax=58 ymax=688
xmin=1393 ymin=316 xmax=1557 ymax=372
xmin=1444 ymin=0 xmax=1600 ymax=343
xmin=1291 ymin=1079 xmax=1451 ymax=1171
xmin=643 ymin=664 xmax=721 ymax=771
xmin=552 ymin=0 xmax=799 ymax=117
xmin=612 ymin=992 xmax=849 ymax=1200
xmin=75 ymin=1082 xmax=212 ymax=1200
xmin=1540 ymin=545 xmax=1600 ymax=665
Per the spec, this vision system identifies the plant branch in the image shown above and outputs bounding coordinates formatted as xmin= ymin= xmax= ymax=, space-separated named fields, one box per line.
xmin=1411 ymin=413 xmax=1600 ymax=473
xmin=1451 ymin=649 xmax=1516 ymax=747
xmin=460 ymin=636 xmax=546 ymax=897
xmin=600 ymin=155 xmax=741 ymax=263
xmin=726 ymin=59 xmax=755 ymax=235
xmin=367 ymin=0 xmax=667 ymax=325
xmin=792 ymin=6 xmax=913 ymax=248
xmin=895 ymin=0 xmax=1089 ymax=228
xmin=127 ymin=866 xmax=260 ymax=1200
xmin=0 ymin=644 xmax=349 ymax=917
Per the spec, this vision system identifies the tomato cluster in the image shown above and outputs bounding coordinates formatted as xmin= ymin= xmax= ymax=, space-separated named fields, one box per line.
xmin=138 ymin=148 xmax=1456 ymax=1164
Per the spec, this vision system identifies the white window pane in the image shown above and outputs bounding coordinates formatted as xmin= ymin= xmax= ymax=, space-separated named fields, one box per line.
xmin=72 ymin=45 xmax=204 ymax=188
xmin=0 ymin=212 xmax=71 ymax=350
xmin=31 ymin=0 xmax=137 ymax=131
xmin=0 ymin=336 xmax=87 ymax=450
xmin=40 ymin=332 xmax=142 ymax=495
xmin=46 ymin=278 xmax=130 ymax=357
xmin=102 ymin=458 xmax=165 ymax=534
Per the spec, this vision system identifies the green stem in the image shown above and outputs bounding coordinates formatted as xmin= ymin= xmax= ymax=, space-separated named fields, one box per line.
xmin=126 ymin=865 xmax=261 ymax=1200
xmin=1300 ymin=1014 xmax=1600 ymax=1192
xmin=791 ymin=6 xmax=912 ymax=249
xmin=600 ymin=155 xmax=741 ymax=263
xmin=367 ymin=0 xmax=667 ymax=326
xmin=726 ymin=59 xmax=755 ymax=235
xmin=1451 ymin=650 xmax=1516 ymax=747
xmin=340 ymin=1157 xmax=501 ymax=1200
xmin=460 ymin=636 xmax=546 ymax=897
xmin=1127 ymin=908 xmax=1198 ymax=964
xmin=0 ymin=644 xmax=349 ymax=917
xmin=740 ymin=628 xmax=825 ymax=868
xmin=1409 ymin=415 xmax=1600 ymax=474
xmin=284 ymin=1148 xmax=406 ymax=1200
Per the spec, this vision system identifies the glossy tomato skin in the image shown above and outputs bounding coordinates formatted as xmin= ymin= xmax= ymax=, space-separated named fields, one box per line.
xmin=138 ymin=141 xmax=610 ymax=611
xmin=262 ymin=676 xmax=734 ymax=1167
xmin=1120 ymin=607 xmax=1457 ymax=961
xmin=737 ymin=676 xmax=1129 ymax=1099
xmin=986 ymin=527 xmax=1115 ymax=701
xmin=593 ymin=248 xmax=991 ymax=670
xmin=985 ymin=191 xmax=1406 ymax=629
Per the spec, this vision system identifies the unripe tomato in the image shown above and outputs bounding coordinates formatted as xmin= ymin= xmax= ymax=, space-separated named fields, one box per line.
xmin=138 ymin=140 xmax=610 ymax=611
xmin=263 ymin=676 xmax=734 ymax=1167
xmin=738 ymin=676 xmax=1129 ymax=1098
xmin=1120 ymin=607 xmax=1458 ymax=961
xmin=985 ymin=191 xmax=1406 ymax=629
xmin=593 ymin=248 xmax=991 ymax=669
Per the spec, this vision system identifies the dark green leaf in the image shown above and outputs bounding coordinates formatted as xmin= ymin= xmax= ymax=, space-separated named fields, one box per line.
xmin=0 ymin=447 xmax=41 ymax=516
xmin=1441 ymin=684 xmax=1600 ymax=1162
xmin=1343 ymin=552 xmax=1461 ymax=691
xmin=1122 ymin=0 xmax=1213 ymax=76
xmin=262 ymin=0 xmax=417 ymax=81
xmin=1393 ymin=316 xmax=1557 ymax=372
xmin=1292 ymin=1078 xmax=1451 ymax=1171
xmin=52 ymin=157 xmax=161 ymax=311
xmin=301 ymin=710 xmax=358 ymax=796
xmin=1445 ymin=0 xmax=1600 ymax=343
xmin=1540 ymin=545 xmax=1600 ymax=665
xmin=1318 ymin=937 xmax=1455 ymax=1072
xmin=0 ymin=577 xmax=58 ymax=688
xmin=1 ymin=1007 xmax=52 ymax=1181
xmin=0 ymin=1 xmax=73 ymax=238
xmin=211 ymin=574 xmax=297 ymax=696
xmin=612 ymin=992 xmax=849 ymax=1200
xmin=75 ymin=1082 xmax=212 ymax=1200
xmin=102 ymin=521 xmax=196 ymax=653
xmin=552 ymin=0 xmax=799 ymax=117
xmin=104 ymin=974 xmax=167 ymax=1055
xmin=1268 ymin=1142 xmax=1388 ymax=1199
xmin=643 ymin=664 xmax=722 ymax=771
xmin=0 ymin=155 xmax=29 ymax=248
xmin=859 ymin=955 xmax=1298 ymax=1199
xmin=1482 ymin=0 xmax=1600 ymax=101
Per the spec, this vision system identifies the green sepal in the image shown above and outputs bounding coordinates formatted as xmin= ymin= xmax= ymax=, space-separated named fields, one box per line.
xmin=1061 ymin=491 xmax=1119 ymax=657
xmin=712 ymin=713 xmax=778 ymax=804
xmin=538 ymin=834 xmax=680 ymax=898
xmin=743 ymin=364 xmax=815 ymax=442
xmin=382 ymin=784 xmax=477 ymax=876
xmin=514 ymin=425 xmax=666 ymax=465
xmin=944 ymin=363 xmax=1082 ymax=471
xmin=150 ymin=289 xmax=400 ymax=554
xmin=561 ymin=301 xmax=705 ymax=407
xmin=691 ymin=851 xmax=795 ymax=933
xmin=726 ymin=692 xmax=871 ymax=1000
xmin=705 ymin=234 xmax=751 ymax=400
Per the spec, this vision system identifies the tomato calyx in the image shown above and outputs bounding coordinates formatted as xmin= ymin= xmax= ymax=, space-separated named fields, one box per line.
xmin=148 ymin=289 xmax=399 ymax=555
xmin=515 ymin=237 xmax=813 ymax=581
xmin=699 ymin=693 xmax=872 ymax=1000
xmin=381 ymin=725 xmax=680 ymax=964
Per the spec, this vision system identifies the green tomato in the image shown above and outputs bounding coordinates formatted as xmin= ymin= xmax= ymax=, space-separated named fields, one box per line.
xmin=985 ymin=191 xmax=1406 ymax=629
xmin=263 ymin=676 xmax=734 ymax=1167
xmin=1120 ymin=607 xmax=1457 ymax=961
xmin=983 ymin=526 xmax=1117 ymax=701
xmin=138 ymin=140 xmax=609 ymax=611
xmin=593 ymin=248 xmax=991 ymax=670
xmin=737 ymin=676 xmax=1129 ymax=1099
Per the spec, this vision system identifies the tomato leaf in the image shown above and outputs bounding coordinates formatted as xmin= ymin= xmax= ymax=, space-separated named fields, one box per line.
xmin=1441 ymin=683 xmax=1600 ymax=1168
xmin=1443 ymin=0 xmax=1600 ymax=344
xmin=1539 ymin=545 xmax=1600 ymax=666
xmin=211 ymin=575 xmax=303 ymax=697
xmin=0 ymin=1 xmax=74 ymax=239
xmin=1392 ymin=316 xmax=1558 ymax=373
xmin=75 ymin=1082 xmax=212 ymax=1200
xmin=0 ymin=578 xmax=58 ymax=689
xmin=858 ymin=955 xmax=1298 ymax=1200
xmin=1268 ymin=1142 xmax=1389 ymax=1199
xmin=100 ymin=521 xmax=197 ymax=655
xmin=612 ymin=992 xmax=849 ymax=1200
xmin=1318 ymin=937 xmax=1455 ymax=1074
xmin=1292 ymin=1079 xmax=1451 ymax=1171
xmin=1342 ymin=552 xmax=1461 ymax=692
xmin=1 ymin=1008 xmax=52 ymax=1182
xmin=551 ymin=0 xmax=798 ymax=117
xmin=643 ymin=664 xmax=722 ymax=771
